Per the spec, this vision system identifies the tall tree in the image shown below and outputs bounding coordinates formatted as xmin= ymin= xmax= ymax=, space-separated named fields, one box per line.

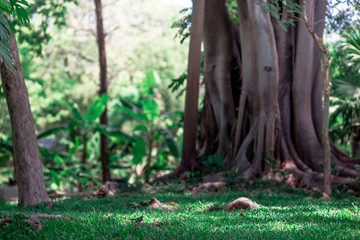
xmin=300 ymin=0 xmax=332 ymax=196
xmin=0 ymin=31 xmax=49 ymax=206
xmin=94 ymin=0 xmax=110 ymax=182
xmin=194 ymin=0 xmax=359 ymax=188
xmin=175 ymin=0 xmax=205 ymax=175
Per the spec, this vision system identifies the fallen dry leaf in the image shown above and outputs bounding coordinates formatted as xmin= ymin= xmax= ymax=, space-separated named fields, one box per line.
xmin=165 ymin=202 xmax=177 ymax=206
xmin=26 ymin=215 xmax=42 ymax=232
xmin=0 ymin=218 xmax=12 ymax=228
xmin=208 ymin=197 xmax=259 ymax=211
xmin=46 ymin=202 xmax=55 ymax=209
xmin=347 ymin=189 xmax=356 ymax=195
xmin=322 ymin=192 xmax=331 ymax=200
xmin=239 ymin=213 xmax=245 ymax=217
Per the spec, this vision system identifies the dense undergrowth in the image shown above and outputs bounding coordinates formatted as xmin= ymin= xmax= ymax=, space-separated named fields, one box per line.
xmin=0 ymin=182 xmax=359 ymax=239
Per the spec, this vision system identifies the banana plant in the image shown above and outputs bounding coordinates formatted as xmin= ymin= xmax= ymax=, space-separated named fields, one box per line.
xmin=116 ymin=71 xmax=181 ymax=183
xmin=37 ymin=94 xmax=128 ymax=189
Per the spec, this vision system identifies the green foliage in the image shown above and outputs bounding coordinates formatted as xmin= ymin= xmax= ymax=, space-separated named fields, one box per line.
xmin=16 ymin=0 xmax=79 ymax=55
xmin=329 ymin=27 xmax=360 ymax=153
xmin=116 ymin=71 xmax=182 ymax=183
xmin=168 ymin=73 xmax=186 ymax=97
xmin=259 ymin=0 xmax=301 ymax=32
xmin=327 ymin=0 xmax=360 ymax=33
xmin=342 ymin=28 xmax=360 ymax=71
xmin=37 ymin=94 xmax=119 ymax=189
xmin=202 ymin=152 xmax=225 ymax=173
xmin=171 ymin=7 xmax=191 ymax=44
xmin=0 ymin=0 xmax=30 ymax=72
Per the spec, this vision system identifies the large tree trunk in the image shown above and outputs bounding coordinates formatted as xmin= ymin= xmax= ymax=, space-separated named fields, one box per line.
xmin=196 ymin=0 xmax=359 ymax=188
xmin=201 ymin=0 xmax=241 ymax=164
xmin=0 ymin=32 xmax=49 ymax=206
xmin=94 ymin=0 xmax=110 ymax=182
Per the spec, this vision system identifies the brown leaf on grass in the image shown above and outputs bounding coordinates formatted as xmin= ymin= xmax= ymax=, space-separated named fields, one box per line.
xmin=26 ymin=214 xmax=74 ymax=232
xmin=26 ymin=215 xmax=42 ymax=232
xmin=35 ymin=214 xmax=73 ymax=221
xmin=239 ymin=213 xmax=245 ymax=217
xmin=192 ymin=182 xmax=226 ymax=196
xmin=46 ymin=202 xmax=55 ymax=209
xmin=119 ymin=193 xmax=132 ymax=198
xmin=127 ymin=197 xmax=176 ymax=211
xmin=322 ymin=192 xmax=331 ymax=200
xmin=347 ymin=189 xmax=356 ymax=195
xmin=125 ymin=221 xmax=174 ymax=227
xmin=208 ymin=197 xmax=259 ymax=212
xmin=165 ymin=202 xmax=177 ymax=205
xmin=310 ymin=187 xmax=321 ymax=197
xmin=128 ymin=202 xmax=139 ymax=208
xmin=93 ymin=181 xmax=119 ymax=197
xmin=149 ymin=197 xmax=176 ymax=210
xmin=0 ymin=218 xmax=12 ymax=228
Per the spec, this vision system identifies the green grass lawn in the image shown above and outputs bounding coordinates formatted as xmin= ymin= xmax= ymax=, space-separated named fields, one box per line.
xmin=0 ymin=187 xmax=359 ymax=239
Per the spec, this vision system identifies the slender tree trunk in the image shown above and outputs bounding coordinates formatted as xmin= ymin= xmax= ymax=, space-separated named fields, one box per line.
xmin=352 ymin=127 xmax=360 ymax=158
xmin=94 ymin=0 xmax=109 ymax=182
xmin=301 ymin=0 xmax=332 ymax=196
xmin=0 ymin=32 xmax=49 ymax=206
xmin=78 ymin=135 xmax=87 ymax=192
xmin=144 ymin=137 xmax=153 ymax=183
xmin=175 ymin=0 xmax=205 ymax=174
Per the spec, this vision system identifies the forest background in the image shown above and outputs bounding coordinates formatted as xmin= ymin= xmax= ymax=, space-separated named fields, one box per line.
xmin=0 ymin=0 xmax=359 ymax=197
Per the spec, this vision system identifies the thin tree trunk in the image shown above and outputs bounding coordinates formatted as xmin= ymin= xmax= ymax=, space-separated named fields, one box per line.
xmin=301 ymin=0 xmax=332 ymax=196
xmin=352 ymin=127 xmax=360 ymax=158
xmin=0 ymin=32 xmax=49 ymax=206
xmin=176 ymin=0 xmax=205 ymax=174
xmin=94 ymin=0 xmax=109 ymax=182
xmin=79 ymin=135 xmax=88 ymax=192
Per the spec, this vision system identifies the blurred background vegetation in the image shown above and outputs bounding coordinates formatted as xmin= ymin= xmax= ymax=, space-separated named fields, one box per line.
xmin=0 ymin=0 xmax=359 ymax=192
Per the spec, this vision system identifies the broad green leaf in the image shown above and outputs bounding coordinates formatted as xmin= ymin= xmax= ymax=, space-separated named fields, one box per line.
xmin=79 ymin=178 xmax=87 ymax=184
xmin=142 ymin=70 xmax=158 ymax=94
xmin=54 ymin=154 xmax=62 ymax=165
xmin=85 ymin=94 xmax=109 ymax=123
xmin=37 ymin=124 xmax=68 ymax=139
xmin=61 ymin=168 xmax=72 ymax=176
xmin=0 ymin=39 xmax=15 ymax=73
xmin=165 ymin=138 xmax=180 ymax=158
xmin=116 ymin=103 xmax=142 ymax=120
xmin=132 ymin=138 xmax=146 ymax=165
xmin=154 ymin=151 xmax=167 ymax=168
xmin=0 ymin=153 xmax=9 ymax=164
xmin=133 ymin=124 xmax=147 ymax=132
xmin=97 ymin=125 xmax=132 ymax=139
xmin=51 ymin=170 xmax=61 ymax=186
xmin=69 ymin=102 xmax=83 ymax=122
xmin=68 ymin=121 xmax=78 ymax=142
xmin=143 ymin=99 xmax=160 ymax=122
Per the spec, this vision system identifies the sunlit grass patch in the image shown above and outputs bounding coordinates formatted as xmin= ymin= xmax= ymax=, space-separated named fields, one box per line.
xmin=0 ymin=190 xmax=359 ymax=239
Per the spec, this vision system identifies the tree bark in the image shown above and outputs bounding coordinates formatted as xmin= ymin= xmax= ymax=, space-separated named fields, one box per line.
xmin=194 ymin=0 xmax=359 ymax=188
xmin=300 ymin=0 xmax=332 ymax=196
xmin=0 ymin=32 xmax=49 ymax=206
xmin=353 ymin=127 xmax=360 ymax=158
xmin=176 ymin=0 xmax=205 ymax=174
xmin=94 ymin=0 xmax=110 ymax=182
